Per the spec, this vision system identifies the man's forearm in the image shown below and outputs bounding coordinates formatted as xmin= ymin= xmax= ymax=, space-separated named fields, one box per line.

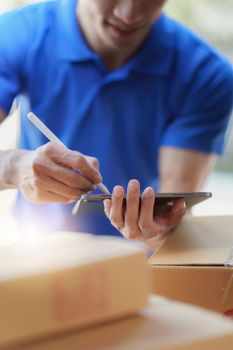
xmin=158 ymin=147 xmax=216 ymax=192
xmin=0 ymin=149 xmax=26 ymax=190
xmin=0 ymin=109 xmax=24 ymax=190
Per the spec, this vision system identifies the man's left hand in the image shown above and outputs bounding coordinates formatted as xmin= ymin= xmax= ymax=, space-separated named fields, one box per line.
xmin=103 ymin=179 xmax=186 ymax=242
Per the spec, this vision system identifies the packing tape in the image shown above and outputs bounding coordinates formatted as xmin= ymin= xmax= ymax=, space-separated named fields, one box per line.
xmin=225 ymin=246 xmax=233 ymax=267
xmin=222 ymin=269 xmax=233 ymax=305
xmin=222 ymin=247 xmax=233 ymax=305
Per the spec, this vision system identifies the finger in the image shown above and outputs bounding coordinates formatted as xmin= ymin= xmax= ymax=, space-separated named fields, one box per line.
xmin=86 ymin=156 xmax=100 ymax=170
xmin=168 ymin=198 xmax=186 ymax=225
xmin=173 ymin=198 xmax=186 ymax=214
xmin=46 ymin=162 xmax=95 ymax=191
xmin=57 ymin=151 xmax=102 ymax=184
xmin=138 ymin=187 xmax=155 ymax=238
xmin=36 ymin=175 xmax=86 ymax=201
xmin=42 ymin=191 xmax=74 ymax=204
xmin=39 ymin=142 xmax=102 ymax=184
xmin=103 ymin=198 xmax=112 ymax=218
xmin=32 ymin=155 xmax=95 ymax=191
xmin=156 ymin=197 xmax=186 ymax=227
xmin=109 ymin=186 xmax=125 ymax=231
xmin=22 ymin=186 xmax=74 ymax=204
xmin=124 ymin=180 xmax=141 ymax=239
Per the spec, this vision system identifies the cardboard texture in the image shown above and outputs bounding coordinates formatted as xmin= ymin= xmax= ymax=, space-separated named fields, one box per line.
xmin=149 ymin=216 xmax=233 ymax=315
xmin=0 ymin=232 xmax=149 ymax=348
xmin=8 ymin=295 xmax=233 ymax=350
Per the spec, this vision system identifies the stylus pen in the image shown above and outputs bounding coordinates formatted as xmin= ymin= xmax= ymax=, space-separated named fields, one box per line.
xmin=27 ymin=112 xmax=110 ymax=198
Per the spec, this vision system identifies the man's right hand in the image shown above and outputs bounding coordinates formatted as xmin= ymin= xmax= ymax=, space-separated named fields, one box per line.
xmin=14 ymin=142 xmax=102 ymax=204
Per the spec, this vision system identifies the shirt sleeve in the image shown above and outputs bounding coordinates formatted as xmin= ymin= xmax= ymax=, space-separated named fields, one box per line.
xmin=161 ymin=55 xmax=233 ymax=155
xmin=0 ymin=10 xmax=28 ymax=114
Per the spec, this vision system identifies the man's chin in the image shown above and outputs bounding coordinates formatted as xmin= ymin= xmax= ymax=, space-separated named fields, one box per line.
xmin=101 ymin=25 xmax=147 ymax=51
xmin=106 ymin=23 xmax=144 ymax=41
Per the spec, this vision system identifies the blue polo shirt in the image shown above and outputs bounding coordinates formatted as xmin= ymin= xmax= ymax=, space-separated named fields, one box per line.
xmin=0 ymin=0 xmax=233 ymax=235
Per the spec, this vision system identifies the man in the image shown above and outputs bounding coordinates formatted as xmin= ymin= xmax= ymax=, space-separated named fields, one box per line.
xmin=0 ymin=0 xmax=232 ymax=242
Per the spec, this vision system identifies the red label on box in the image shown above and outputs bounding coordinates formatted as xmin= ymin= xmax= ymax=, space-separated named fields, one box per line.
xmin=51 ymin=267 xmax=110 ymax=322
xmin=224 ymin=309 xmax=233 ymax=318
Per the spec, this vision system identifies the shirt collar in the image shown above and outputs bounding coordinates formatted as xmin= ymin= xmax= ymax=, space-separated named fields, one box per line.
xmin=55 ymin=0 xmax=173 ymax=76
xmin=128 ymin=15 xmax=174 ymax=77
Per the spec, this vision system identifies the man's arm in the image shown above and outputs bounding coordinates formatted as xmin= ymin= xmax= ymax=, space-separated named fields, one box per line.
xmin=158 ymin=147 xmax=216 ymax=192
xmin=0 ymin=109 xmax=20 ymax=191
xmin=0 ymin=108 xmax=102 ymax=202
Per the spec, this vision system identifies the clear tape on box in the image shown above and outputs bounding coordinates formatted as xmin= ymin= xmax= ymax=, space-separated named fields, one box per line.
xmin=222 ymin=247 xmax=233 ymax=306
xmin=225 ymin=246 xmax=233 ymax=267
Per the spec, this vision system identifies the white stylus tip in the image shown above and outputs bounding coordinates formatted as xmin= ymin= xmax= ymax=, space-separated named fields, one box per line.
xmin=97 ymin=183 xmax=111 ymax=194
xmin=72 ymin=199 xmax=82 ymax=216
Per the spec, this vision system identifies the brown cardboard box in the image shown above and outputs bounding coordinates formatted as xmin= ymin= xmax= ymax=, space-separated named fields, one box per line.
xmin=149 ymin=216 xmax=233 ymax=315
xmin=0 ymin=232 xmax=149 ymax=348
xmin=9 ymin=295 xmax=233 ymax=350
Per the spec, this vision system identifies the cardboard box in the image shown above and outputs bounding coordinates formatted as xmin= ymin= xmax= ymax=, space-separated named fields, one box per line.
xmin=9 ymin=295 xmax=233 ymax=350
xmin=149 ymin=216 xmax=233 ymax=315
xmin=0 ymin=233 xmax=149 ymax=348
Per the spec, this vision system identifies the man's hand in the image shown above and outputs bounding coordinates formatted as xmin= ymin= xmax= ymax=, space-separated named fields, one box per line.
xmin=103 ymin=179 xmax=186 ymax=242
xmin=15 ymin=142 xmax=102 ymax=204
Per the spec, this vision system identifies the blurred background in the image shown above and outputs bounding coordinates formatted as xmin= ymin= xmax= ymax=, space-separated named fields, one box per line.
xmin=0 ymin=0 xmax=233 ymax=242
xmin=167 ymin=0 xmax=233 ymax=217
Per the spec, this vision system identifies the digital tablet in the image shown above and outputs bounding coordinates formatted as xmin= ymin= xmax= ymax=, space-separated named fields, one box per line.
xmin=75 ymin=192 xmax=212 ymax=216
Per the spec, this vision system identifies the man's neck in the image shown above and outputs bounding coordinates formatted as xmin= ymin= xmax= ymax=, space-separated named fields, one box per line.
xmin=101 ymin=49 xmax=134 ymax=72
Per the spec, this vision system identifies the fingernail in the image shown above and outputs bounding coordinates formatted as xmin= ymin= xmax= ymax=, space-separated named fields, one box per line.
xmin=128 ymin=179 xmax=139 ymax=191
xmin=144 ymin=187 xmax=154 ymax=198
xmin=113 ymin=186 xmax=123 ymax=197
xmin=103 ymin=199 xmax=111 ymax=208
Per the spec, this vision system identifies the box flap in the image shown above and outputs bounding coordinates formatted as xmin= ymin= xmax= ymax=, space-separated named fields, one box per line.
xmin=149 ymin=216 xmax=233 ymax=266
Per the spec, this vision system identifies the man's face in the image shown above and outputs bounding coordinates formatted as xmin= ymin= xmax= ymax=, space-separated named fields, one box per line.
xmin=77 ymin=0 xmax=166 ymax=53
